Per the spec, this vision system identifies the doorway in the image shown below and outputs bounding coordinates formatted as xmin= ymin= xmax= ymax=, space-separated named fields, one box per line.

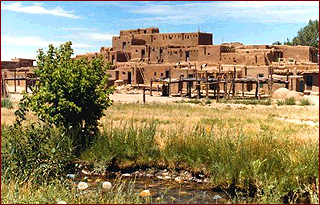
xmin=128 ymin=72 xmax=132 ymax=84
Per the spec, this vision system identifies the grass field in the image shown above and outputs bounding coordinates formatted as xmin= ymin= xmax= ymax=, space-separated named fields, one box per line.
xmin=1 ymin=101 xmax=319 ymax=203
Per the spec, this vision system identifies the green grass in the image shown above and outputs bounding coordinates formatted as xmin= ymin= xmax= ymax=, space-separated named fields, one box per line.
xmin=1 ymin=179 xmax=145 ymax=204
xmin=277 ymin=97 xmax=296 ymax=106
xmin=218 ymin=98 xmax=272 ymax=106
xmin=1 ymin=103 xmax=319 ymax=204
xmin=300 ymin=98 xmax=314 ymax=106
xmin=1 ymin=98 xmax=13 ymax=109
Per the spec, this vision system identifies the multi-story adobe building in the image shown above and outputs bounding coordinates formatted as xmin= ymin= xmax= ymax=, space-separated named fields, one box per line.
xmin=75 ymin=27 xmax=318 ymax=94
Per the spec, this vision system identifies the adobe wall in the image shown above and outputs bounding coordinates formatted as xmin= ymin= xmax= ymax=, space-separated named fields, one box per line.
xmin=197 ymin=45 xmax=220 ymax=65
xmin=272 ymin=45 xmax=312 ymax=62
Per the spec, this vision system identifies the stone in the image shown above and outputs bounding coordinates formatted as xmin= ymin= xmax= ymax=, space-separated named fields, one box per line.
xmin=272 ymin=88 xmax=290 ymax=99
xmin=102 ymin=181 xmax=112 ymax=189
xmin=285 ymin=90 xmax=303 ymax=101
xmin=77 ymin=181 xmax=88 ymax=190
xmin=138 ymin=190 xmax=154 ymax=197
xmin=174 ymin=177 xmax=183 ymax=183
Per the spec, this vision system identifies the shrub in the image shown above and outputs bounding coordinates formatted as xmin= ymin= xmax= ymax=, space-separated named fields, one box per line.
xmin=1 ymin=98 xmax=13 ymax=109
xmin=187 ymin=99 xmax=201 ymax=104
xmin=300 ymin=98 xmax=314 ymax=106
xmin=284 ymin=97 xmax=296 ymax=105
xmin=15 ymin=42 xmax=113 ymax=153
xmin=1 ymin=124 xmax=74 ymax=184
xmin=205 ymin=99 xmax=212 ymax=105
xmin=277 ymin=100 xmax=284 ymax=106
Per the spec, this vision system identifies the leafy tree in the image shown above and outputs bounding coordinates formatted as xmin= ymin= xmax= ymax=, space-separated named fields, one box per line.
xmin=283 ymin=38 xmax=293 ymax=46
xmin=292 ymin=19 xmax=319 ymax=48
xmin=272 ymin=41 xmax=282 ymax=45
xmin=16 ymin=42 xmax=113 ymax=153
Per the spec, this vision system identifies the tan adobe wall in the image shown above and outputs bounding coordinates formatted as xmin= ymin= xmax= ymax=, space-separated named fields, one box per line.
xmin=272 ymin=45 xmax=313 ymax=62
xmin=221 ymin=53 xmax=266 ymax=66
xmin=120 ymin=27 xmax=159 ymax=36
xmin=197 ymin=45 xmax=220 ymax=65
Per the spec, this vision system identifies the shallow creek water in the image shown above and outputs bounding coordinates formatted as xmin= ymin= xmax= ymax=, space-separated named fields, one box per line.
xmin=69 ymin=167 xmax=243 ymax=204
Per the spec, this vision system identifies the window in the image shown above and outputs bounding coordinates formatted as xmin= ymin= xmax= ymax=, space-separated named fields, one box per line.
xmin=258 ymin=74 xmax=264 ymax=77
xmin=122 ymin=72 xmax=126 ymax=75
xmin=154 ymin=72 xmax=157 ymax=76
xmin=307 ymin=76 xmax=313 ymax=86
xmin=208 ymin=53 xmax=210 ymax=55
xmin=161 ymin=73 xmax=164 ymax=77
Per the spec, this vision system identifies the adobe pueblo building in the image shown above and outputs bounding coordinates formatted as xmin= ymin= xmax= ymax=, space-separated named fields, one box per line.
xmin=75 ymin=27 xmax=318 ymax=98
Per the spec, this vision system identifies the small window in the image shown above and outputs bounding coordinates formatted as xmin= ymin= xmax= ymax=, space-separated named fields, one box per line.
xmin=161 ymin=73 xmax=164 ymax=77
xmin=208 ymin=53 xmax=210 ymax=55
xmin=122 ymin=72 xmax=126 ymax=75
xmin=258 ymin=74 xmax=264 ymax=77
xmin=307 ymin=76 xmax=313 ymax=86
xmin=154 ymin=72 xmax=157 ymax=76
xmin=136 ymin=50 xmax=138 ymax=52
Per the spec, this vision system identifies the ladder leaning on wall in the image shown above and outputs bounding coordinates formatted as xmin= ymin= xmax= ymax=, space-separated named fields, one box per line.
xmin=137 ymin=63 xmax=146 ymax=84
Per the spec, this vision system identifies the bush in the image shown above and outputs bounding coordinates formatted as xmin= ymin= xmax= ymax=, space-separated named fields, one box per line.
xmin=277 ymin=97 xmax=296 ymax=106
xmin=300 ymin=98 xmax=314 ymax=106
xmin=16 ymin=42 xmax=113 ymax=153
xmin=1 ymin=98 xmax=13 ymax=109
xmin=277 ymin=100 xmax=284 ymax=106
xmin=205 ymin=99 xmax=212 ymax=105
xmin=1 ymin=124 xmax=74 ymax=184
xmin=284 ymin=97 xmax=296 ymax=105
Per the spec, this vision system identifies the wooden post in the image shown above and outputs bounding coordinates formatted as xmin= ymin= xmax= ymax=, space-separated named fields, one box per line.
xmin=258 ymin=75 xmax=261 ymax=100
xmin=197 ymin=79 xmax=201 ymax=99
xmin=25 ymin=71 xmax=28 ymax=93
xmin=255 ymin=81 xmax=258 ymax=99
xmin=143 ymin=86 xmax=146 ymax=104
xmin=286 ymin=70 xmax=289 ymax=89
xmin=224 ymin=75 xmax=227 ymax=99
xmin=14 ymin=70 xmax=17 ymax=93
xmin=242 ymin=82 xmax=244 ymax=99
xmin=187 ymin=81 xmax=192 ymax=98
xmin=232 ymin=66 xmax=236 ymax=98
xmin=270 ymin=66 xmax=273 ymax=97
xmin=217 ymin=65 xmax=220 ymax=101
xmin=205 ymin=71 xmax=208 ymax=99
xmin=150 ymin=79 xmax=153 ymax=96
xmin=169 ymin=69 xmax=172 ymax=97
xmin=157 ymin=84 xmax=160 ymax=92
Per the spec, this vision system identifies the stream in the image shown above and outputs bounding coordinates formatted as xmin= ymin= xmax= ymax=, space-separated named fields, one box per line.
xmin=68 ymin=165 xmax=249 ymax=204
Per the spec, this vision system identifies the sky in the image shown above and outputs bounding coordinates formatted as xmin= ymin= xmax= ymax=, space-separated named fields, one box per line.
xmin=1 ymin=1 xmax=319 ymax=61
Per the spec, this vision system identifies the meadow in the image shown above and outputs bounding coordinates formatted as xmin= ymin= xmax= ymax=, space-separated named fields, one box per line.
xmin=1 ymin=100 xmax=319 ymax=204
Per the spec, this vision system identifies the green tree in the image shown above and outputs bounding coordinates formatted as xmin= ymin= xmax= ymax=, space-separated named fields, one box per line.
xmin=292 ymin=19 xmax=319 ymax=48
xmin=16 ymin=42 xmax=113 ymax=153
xmin=283 ymin=38 xmax=293 ymax=46
xmin=272 ymin=41 xmax=282 ymax=45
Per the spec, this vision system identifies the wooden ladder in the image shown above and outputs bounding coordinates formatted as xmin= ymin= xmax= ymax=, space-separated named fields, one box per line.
xmin=124 ymin=52 xmax=131 ymax=62
xmin=137 ymin=64 xmax=146 ymax=84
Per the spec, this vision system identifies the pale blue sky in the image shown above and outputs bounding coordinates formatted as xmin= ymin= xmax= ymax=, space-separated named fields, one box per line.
xmin=1 ymin=1 xmax=319 ymax=60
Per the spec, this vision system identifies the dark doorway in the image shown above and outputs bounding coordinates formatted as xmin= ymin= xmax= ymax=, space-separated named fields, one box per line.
xmin=300 ymin=81 xmax=304 ymax=92
xmin=306 ymin=76 xmax=312 ymax=90
xmin=186 ymin=51 xmax=190 ymax=61
xmin=165 ymin=70 xmax=170 ymax=78
xmin=128 ymin=72 xmax=132 ymax=84
xmin=122 ymin=42 xmax=126 ymax=50
xmin=247 ymin=82 xmax=253 ymax=91
xmin=141 ymin=49 xmax=145 ymax=59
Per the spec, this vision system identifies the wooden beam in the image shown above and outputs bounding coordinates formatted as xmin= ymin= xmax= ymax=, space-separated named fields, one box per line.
xmin=143 ymin=86 xmax=146 ymax=104
xmin=150 ymin=80 xmax=153 ymax=96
